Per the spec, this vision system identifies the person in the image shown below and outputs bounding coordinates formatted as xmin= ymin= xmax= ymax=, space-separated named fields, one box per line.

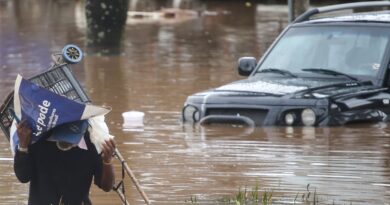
xmin=14 ymin=119 xmax=116 ymax=205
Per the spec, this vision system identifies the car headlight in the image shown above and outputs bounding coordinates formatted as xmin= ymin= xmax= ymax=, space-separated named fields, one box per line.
xmin=284 ymin=112 xmax=296 ymax=125
xmin=182 ymin=105 xmax=200 ymax=122
xmin=301 ymin=108 xmax=316 ymax=126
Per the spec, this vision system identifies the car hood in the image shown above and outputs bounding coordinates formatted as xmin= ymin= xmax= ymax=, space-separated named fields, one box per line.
xmin=212 ymin=76 xmax=374 ymax=97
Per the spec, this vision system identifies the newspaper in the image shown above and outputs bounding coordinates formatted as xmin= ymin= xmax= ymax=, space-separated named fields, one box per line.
xmin=10 ymin=75 xmax=111 ymax=154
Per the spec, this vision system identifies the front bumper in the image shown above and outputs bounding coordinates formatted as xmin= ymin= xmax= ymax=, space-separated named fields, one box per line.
xmin=182 ymin=100 xmax=330 ymax=126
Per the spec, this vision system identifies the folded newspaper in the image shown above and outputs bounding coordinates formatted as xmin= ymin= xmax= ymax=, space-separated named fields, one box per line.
xmin=10 ymin=74 xmax=113 ymax=154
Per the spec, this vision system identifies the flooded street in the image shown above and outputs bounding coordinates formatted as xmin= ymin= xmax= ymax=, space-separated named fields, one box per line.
xmin=1 ymin=0 xmax=390 ymax=204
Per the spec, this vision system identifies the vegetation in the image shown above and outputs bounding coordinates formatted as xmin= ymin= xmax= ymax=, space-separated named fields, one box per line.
xmin=85 ymin=0 xmax=129 ymax=55
xmin=186 ymin=184 xmax=327 ymax=205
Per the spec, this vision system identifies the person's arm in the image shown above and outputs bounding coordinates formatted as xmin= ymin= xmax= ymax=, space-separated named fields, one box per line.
xmin=99 ymin=138 xmax=116 ymax=192
xmin=13 ymin=120 xmax=33 ymax=183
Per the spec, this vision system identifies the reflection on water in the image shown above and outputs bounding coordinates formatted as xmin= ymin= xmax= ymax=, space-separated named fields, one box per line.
xmin=1 ymin=0 xmax=390 ymax=204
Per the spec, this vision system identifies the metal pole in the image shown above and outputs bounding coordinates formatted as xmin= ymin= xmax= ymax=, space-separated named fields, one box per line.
xmin=288 ymin=0 xmax=295 ymax=23
xmin=115 ymin=149 xmax=151 ymax=205
xmin=114 ymin=188 xmax=131 ymax=205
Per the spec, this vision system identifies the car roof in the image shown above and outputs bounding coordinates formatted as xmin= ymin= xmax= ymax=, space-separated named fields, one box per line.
xmin=307 ymin=11 xmax=390 ymax=24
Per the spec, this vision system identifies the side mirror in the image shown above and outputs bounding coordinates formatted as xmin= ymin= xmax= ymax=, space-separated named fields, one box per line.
xmin=237 ymin=57 xmax=257 ymax=76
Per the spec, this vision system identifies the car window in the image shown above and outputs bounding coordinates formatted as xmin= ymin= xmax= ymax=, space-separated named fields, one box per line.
xmin=258 ymin=25 xmax=390 ymax=77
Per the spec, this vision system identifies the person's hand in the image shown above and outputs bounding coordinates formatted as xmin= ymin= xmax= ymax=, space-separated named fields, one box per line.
xmin=17 ymin=120 xmax=32 ymax=148
xmin=101 ymin=138 xmax=116 ymax=164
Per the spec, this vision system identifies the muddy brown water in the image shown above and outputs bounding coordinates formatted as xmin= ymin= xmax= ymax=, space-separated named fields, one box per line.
xmin=0 ymin=0 xmax=390 ymax=204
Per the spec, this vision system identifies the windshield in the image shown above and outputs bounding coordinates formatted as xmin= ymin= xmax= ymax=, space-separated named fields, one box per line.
xmin=258 ymin=25 xmax=390 ymax=78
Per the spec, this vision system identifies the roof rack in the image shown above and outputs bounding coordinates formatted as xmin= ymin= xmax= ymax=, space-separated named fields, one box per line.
xmin=293 ymin=1 xmax=390 ymax=23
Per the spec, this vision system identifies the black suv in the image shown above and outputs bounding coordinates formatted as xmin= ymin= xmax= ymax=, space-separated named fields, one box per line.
xmin=182 ymin=1 xmax=390 ymax=127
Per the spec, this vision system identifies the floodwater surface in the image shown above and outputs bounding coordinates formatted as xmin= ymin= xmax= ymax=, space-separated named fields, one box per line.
xmin=0 ymin=0 xmax=390 ymax=204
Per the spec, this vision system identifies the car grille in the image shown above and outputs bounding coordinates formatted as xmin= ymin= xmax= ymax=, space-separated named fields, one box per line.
xmin=206 ymin=108 xmax=268 ymax=125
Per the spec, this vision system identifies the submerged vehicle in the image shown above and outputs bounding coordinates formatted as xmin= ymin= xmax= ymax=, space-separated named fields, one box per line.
xmin=182 ymin=1 xmax=390 ymax=127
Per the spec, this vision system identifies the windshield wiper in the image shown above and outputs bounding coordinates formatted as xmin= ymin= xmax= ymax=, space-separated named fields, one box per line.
xmin=257 ymin=68 xmax=297 ymax=78
xmin=301 ymin=68 xmax=358 ymax=81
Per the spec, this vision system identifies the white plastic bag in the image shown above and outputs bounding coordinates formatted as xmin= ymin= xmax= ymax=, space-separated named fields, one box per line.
xmin=88 ymin=115 xmax=114 ymax=153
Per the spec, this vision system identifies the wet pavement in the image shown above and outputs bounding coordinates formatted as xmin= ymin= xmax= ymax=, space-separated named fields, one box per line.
xmin=0 ymin=0 xmax=390 ymax=204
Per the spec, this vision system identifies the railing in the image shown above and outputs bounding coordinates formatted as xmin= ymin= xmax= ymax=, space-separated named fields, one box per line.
xmin=293 ymin=1 xmax=390 ymax=23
